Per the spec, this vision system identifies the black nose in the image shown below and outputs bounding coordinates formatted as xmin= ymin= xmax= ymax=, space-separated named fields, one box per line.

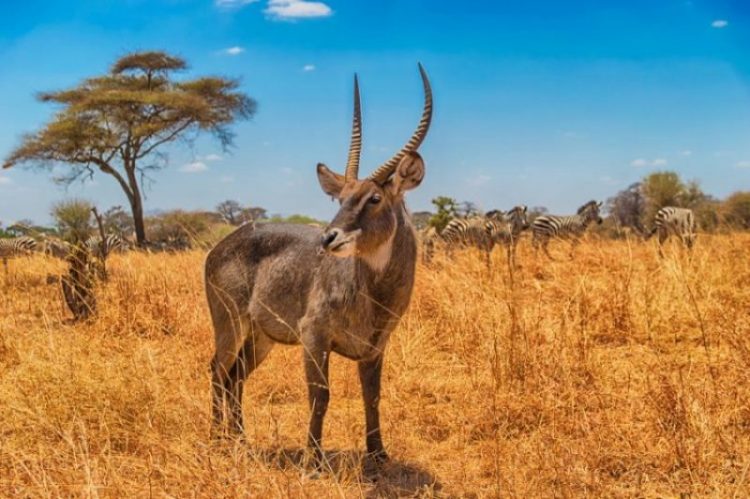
xmin=321 ymin=229 xmax=340 ymax=249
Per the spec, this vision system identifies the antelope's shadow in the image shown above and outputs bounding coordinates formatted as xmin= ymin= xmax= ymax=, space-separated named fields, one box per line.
xmin=257 ymin=447 xmax=442 ymax=496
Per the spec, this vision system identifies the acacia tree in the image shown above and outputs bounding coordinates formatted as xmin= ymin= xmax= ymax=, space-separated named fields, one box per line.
xmin=216 ymin=199 xmax=244 ymax=226
xmin=723 ymin=191 xmax=750 ymax=229
xmin=607 ymin=182 xmax=646 ymax=230
xmin=3 ymin=51 xmax=256 ymax=246
xmin=428 ymin=196 xmax=459 ymax=232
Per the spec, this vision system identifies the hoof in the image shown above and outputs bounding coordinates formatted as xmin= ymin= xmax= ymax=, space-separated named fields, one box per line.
xmin=369 ymin=449 xmax=389 ymax=465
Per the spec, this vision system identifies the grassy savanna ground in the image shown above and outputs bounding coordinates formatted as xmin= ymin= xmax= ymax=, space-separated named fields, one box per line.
xmin=1 ymin=233 xmax=750 ymax=497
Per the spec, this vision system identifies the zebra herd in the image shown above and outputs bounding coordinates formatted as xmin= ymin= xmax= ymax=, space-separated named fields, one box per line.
xmin=422 ymin=201 xmax=697 ymax=266
xmin=428 ymin=205 xmax=530 ymax=267
xmin=0 ymin=234 xmax=127 ymax=276
xmin=0 ymin=204 xmax=698 ymax=276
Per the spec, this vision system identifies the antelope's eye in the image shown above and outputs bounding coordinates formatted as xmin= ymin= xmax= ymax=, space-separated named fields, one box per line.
xmin=369 ymin=194 xmax=382 ymax=205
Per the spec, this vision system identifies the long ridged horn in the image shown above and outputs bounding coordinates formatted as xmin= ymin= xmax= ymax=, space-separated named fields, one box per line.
xmin=344 ymin=74 xmax=362 ymax=181
xmin=369 ymin=63 xmax=433 ymax=184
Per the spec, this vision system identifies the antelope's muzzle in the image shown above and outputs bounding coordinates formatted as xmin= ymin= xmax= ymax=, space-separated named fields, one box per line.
xmin=320 ymin=228 xmax=358 ymax=256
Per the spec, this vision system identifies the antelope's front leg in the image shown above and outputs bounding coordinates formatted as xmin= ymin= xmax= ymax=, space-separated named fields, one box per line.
xmin=303 ymin=335 xmax=331 ymax=469
xmin=358 ymin=355 xmax=388 ymax=463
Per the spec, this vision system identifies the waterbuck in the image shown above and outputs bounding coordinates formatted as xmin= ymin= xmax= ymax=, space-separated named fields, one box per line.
xmin=205 ymin=65 xmax=433 ymax=468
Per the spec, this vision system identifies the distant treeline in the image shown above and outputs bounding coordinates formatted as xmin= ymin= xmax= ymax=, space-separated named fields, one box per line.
xmin=0 ymin=199 xmax=326 ymax=249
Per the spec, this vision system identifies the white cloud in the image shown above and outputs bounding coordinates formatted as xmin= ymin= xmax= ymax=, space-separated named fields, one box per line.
xmin=180 ymin=161 xmax=208 ymax=173
xmin=223 ymin=46 xmax=245 ymax=56
xmin=220 ymin=175 xmax=234 ymax=183
xmin=202 ymin=154 xmax=223 ymax=162
xmin=302 ymin=64 xmax=316 ymax=72
xmin=711 ymin=19 xmax=728 ymax=28
xmin=0 ymin=175 xmax=11 ymax=185
xmin=736 ymin=161 xmax=750 ymax=169
xmin=216 ymin=0 xmax=259 ymax=9
xmin=631 ymin=158 xmax=668 ymax=167
xmin=466 ymin=174 xmax=491 ymax=187
xmin=265 ymin=0 xmax=332 ymax=20
xmin=681 ymin=150 xmax=693 ymax=157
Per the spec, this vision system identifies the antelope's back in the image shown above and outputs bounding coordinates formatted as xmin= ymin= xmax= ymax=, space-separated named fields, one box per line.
xmin=204 ymin=223 xmax=322 ymax=316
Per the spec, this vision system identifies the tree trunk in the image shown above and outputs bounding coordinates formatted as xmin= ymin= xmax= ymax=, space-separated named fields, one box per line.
xmin=125 ymin=161 xmax=147 ymax=247
xmin=131 ymin=195 xmax=146 ymax=247
xmin=62 ymin=244 xmax=96 ymax=322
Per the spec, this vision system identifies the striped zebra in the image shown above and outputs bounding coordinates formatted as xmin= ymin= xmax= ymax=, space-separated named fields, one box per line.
xmin=0 ymin=236 xmax=38 ymax=275
xmin=86 ymin=234 xmax=127 ymax=259
xmin=646 ymin=206 xmax=696 ymax=254
xmin=419 ymin=225 xmax=440 ymax=263
xmin=486 ymin=205 xmax=529 ymax=267
xmin=41 ymin=234 xmax=126 ymax=260
xmin=531 ymin=200 xmax=603 ymax=260
xmin=440 ymin=215 xmax=497 ymax=268
xmin=41 ymin=237 xmax=72 ymax=259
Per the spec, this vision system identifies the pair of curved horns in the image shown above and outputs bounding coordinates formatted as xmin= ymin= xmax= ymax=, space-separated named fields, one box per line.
xmin=344 ymin=64 xmax=433 ymax=183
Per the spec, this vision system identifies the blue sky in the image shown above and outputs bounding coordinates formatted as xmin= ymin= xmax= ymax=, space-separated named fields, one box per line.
xmin=1 ymin=0 xmax=749 ymax=225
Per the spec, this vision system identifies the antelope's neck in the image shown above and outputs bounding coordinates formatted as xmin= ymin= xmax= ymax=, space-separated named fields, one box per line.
xmin=358 ymin=203 xmax=417 ymax=285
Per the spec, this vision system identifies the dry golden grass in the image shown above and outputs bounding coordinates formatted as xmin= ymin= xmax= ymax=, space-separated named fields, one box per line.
xmin=1 ymin=233 xmax=750 ymax=497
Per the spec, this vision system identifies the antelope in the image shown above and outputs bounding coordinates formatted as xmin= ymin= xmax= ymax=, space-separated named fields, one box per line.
xmin=204 ymin=65 xmax=432 ymax=469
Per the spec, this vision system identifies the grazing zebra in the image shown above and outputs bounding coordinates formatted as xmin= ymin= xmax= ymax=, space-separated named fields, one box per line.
xmin=531 ymin=200 xmax=603 ymax=260
xmin=86 ymin=234 xmax=127 ymax=259
xmin=646 ymin=206 xmax=696 ymax=255
xmin=0 ymin=236 xmax=38 ymax=275
xmin=419 ymin=226 xmax=439 ymax=263
xmin=486 ymin=205 xmax=530 ymax=267
xmin=41 ymin=237 xmax=71 ymax=259
xmin=440 ymin=215 xmax=497 ymax=268
xmin=42 ymin=234 xmax=126 ymax=260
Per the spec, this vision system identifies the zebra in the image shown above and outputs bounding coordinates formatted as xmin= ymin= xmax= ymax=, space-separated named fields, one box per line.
xmin=486 ymin=205 xmax=530 ymax=267
xmin=419 ymin=225 xmax=440 ymax=263
xmin=531 ymin=200 xmax=603 ymax=260
xmin=42 ymin=234 xmax=126 ymax=260
xmin=40 ymin=237 xmax=71 ymax=260
xmin=86 ymin=234 xmax=127 ymax=259
xmin=440 ymin=215 xmax=497 ymax=268
xmin=0 ymin=236 xmax=38 ymax=275
xmin=645 ymin=206 xmax=696 ymax=255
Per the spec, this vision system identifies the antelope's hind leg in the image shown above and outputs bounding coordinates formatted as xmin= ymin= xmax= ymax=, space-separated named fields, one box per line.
xmin=208 ymin=294 xmax=250 ymax=439
xmin=226 ymin=330 xmax=274 ymax=437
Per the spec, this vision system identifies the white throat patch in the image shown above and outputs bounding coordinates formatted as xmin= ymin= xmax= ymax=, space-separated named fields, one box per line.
xmin=359 ymin=230 xmax=395 ymax=273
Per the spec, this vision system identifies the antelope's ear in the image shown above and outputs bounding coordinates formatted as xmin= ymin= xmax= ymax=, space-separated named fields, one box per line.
xmin=317 ymin=163 xmax=346 ymax=199
xmin=387 ymin=151 xmax=425 ymax=195
xmin=597 ymin=201 xmax=603 ymax=208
